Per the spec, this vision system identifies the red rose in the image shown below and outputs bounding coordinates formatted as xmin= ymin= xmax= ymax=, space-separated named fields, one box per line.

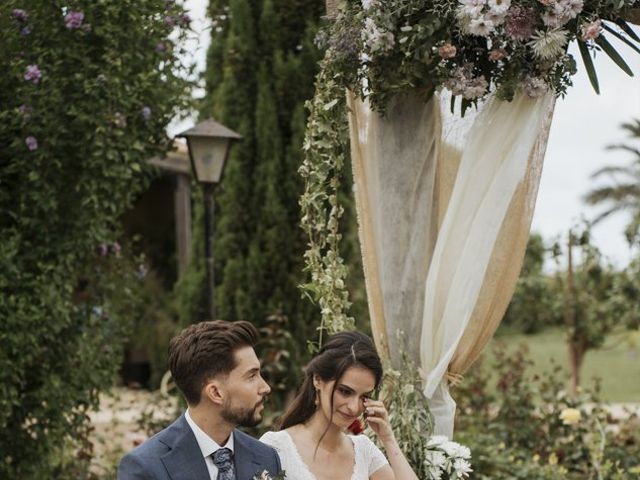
xmin=348 ymin=418 xmax=364 ymax=435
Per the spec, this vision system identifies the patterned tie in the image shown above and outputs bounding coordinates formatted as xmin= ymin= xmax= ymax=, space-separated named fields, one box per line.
xmin=212 ymin=448 xmax=236 ymax=480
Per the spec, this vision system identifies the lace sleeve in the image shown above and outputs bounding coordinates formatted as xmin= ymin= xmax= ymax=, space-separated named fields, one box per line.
xmin=357 ymin=435 xmax=389 ymax=475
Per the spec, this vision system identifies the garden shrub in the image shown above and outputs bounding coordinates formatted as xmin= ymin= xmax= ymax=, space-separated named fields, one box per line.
xmin=454 ymin=342 xmax=640 ymax=479
xmin=0 ymin=0 xmax=191 ymax=476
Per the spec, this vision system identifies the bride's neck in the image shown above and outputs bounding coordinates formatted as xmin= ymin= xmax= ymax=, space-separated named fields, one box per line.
xmin=303 ymin=411 xmax=344 ymax=450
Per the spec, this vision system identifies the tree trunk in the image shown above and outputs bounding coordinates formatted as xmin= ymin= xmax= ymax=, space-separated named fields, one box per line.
xmin=565 ymin=230 xmax=581 ymax=396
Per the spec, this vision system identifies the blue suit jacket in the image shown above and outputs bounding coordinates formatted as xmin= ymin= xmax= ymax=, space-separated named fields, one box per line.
xmin=117 ymin=415 xmax=281 ymax=480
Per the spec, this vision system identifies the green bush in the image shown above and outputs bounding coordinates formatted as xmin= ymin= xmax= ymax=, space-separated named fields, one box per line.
xmin=454 ymin=342 xmax=640 ymax=478
xmin=0 ymin=0 xmax=191 ymax=476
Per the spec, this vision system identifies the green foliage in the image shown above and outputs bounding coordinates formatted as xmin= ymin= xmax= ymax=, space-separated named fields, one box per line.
xmin=185 ymin=1 xmax=325 ymax=335
xmin=0 ymin=0 xmax=191 ymax=476
xmin=502 ymin=233 xmax=563 ymax=334
xmin=379 ymin=349 xmax=434 ymax=478
xmin=455 ymin=342 xmax=640 ymax=478
xmin=585 ymin=118 xmax=640 ymax=245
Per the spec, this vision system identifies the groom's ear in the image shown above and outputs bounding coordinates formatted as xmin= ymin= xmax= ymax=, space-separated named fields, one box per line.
xmin=203 ymin=380 xmax=225 ymax=405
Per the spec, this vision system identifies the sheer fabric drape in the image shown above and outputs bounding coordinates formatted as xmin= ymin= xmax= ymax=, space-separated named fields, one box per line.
xmin=347 ymin=90 xmax=556 ymax=437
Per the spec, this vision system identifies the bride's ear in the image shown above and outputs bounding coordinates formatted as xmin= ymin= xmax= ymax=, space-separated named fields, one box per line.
xmin=312 ymin=374 xmax=321 ymax=390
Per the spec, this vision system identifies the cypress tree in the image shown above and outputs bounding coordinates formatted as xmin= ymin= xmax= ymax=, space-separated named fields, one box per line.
xmin=182 ymin=0 xmax=325 ymax=347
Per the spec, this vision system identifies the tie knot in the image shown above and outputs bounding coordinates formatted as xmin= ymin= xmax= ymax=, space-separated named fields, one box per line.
xmin=212 ymin=448 xmax=234 ymax=472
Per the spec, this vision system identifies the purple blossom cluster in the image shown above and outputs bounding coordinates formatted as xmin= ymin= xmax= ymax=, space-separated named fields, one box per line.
xmin=25 ymin=136 xmax=38 ymax=151
xmin=11 ymin=9 xmax=28 ymax=22
xmin=64 ymin=11 xmax=84 ymax=29
xmin=24 ymin=64 xmax=42 ymax=84
xmin=141 ymin=106 xmax=152 ymax=121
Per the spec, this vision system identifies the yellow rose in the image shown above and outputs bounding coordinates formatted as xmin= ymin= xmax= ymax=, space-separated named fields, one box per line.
xmin=559 ymin=408 xmax=582 ymax=425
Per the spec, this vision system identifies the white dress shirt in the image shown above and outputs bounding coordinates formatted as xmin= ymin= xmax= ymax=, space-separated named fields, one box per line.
xmin=185 ymin=409 xmax=235 ymax=480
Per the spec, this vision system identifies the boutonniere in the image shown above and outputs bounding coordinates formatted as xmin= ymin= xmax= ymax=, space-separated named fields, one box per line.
xmin=252 ymin=469 xmax=286 ymax=480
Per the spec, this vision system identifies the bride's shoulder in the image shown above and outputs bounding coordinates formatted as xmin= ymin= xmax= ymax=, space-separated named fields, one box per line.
xmin=259 ymin=430 xmax=292 ymax=450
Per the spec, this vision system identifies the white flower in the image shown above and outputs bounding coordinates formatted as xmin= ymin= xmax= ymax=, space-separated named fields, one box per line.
xmin=427 ymin=435 xmax=449 ymax=447
xmin=425 ymin=449 xmax=447 ymax=467
xmin=488 ymin=0 xmax=510 ymax=15
xmin=453 ymin=458 xmax=473 ymax=477
xmin=564 ymin=0 xmax=584 ymax=18
xmin=581 ymin=19 xmax=602 ymax=40
xmin=528 ymin=28 xmax=568 ymax=60
xmin=362 ymin=17 xmax=395 ymax=53
xmin=541 ymin=9 xmax=566 ymax=28
xmin=361 ymin=0 xmax=379 ymax=11
xmin=467 ymin=17 xmax=495 ymax=36
xmin=522 ymin=76 xmax=549 ymax=98
xmin=427 ymin=466 xmax=444 ymax=480
xmin=441 ymin=440 xmax=471 ymax=459
xmin=252 ymin=471 xmax=272 ymax=480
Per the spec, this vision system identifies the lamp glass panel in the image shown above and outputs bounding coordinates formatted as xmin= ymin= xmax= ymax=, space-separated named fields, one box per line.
xmin=188 ymin=137 xmax=230 ymax=183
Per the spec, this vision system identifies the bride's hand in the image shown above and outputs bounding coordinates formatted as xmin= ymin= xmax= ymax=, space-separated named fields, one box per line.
xmin=363 ymin=398 xmax=394 ymax=443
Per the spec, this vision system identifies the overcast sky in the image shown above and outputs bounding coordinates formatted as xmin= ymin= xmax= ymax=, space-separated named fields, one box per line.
xmin=180 ymin=0 xmax=640 ymax=266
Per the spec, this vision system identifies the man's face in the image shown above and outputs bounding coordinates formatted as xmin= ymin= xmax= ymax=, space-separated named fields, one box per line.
xmin=219 ymin=346 xmax=271 ymax=427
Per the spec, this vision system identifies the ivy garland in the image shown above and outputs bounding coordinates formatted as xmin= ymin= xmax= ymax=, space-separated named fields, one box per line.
xmin=299 ymin=55 xmax=355 ymax=340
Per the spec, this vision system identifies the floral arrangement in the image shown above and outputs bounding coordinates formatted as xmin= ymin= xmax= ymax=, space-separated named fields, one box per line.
xmin=299 ymin=1 xmax=639 ymax=333
xmin=425 ymin=435 xmax=473 ymax=479
xmin=320 ymin=0 xmax=640 ymax=113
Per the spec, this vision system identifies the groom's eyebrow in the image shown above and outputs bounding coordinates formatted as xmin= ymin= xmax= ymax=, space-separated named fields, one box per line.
xmin=244 ymin=365 xmax=261 ymax=377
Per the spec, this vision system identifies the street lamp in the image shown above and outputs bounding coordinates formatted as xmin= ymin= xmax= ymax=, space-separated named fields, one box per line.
xmin=177 ymin=118 xmax=241 ymax=320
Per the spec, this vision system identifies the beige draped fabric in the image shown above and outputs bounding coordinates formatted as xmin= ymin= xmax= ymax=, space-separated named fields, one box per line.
xmin=347 ymin=90 xmax=556 ymax=437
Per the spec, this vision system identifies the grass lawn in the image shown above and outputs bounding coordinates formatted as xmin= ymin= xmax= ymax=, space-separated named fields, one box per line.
xmin=487 ymin=328 xmax=640 ymax=403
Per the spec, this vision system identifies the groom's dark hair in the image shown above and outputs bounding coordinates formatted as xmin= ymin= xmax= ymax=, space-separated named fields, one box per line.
xmin=168 ymin=320 xmax=258 ymax=405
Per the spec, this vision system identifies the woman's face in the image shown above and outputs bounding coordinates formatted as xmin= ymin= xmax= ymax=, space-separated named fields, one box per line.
xmin=315 ymin=365 xmax=376 ymax=429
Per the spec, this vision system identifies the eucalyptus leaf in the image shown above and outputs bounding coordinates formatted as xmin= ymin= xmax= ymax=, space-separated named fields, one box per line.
xmin=595 ymin=35 xmax=634 ymax=76
xmin=578 ymin=40 xmax=600 ymax=94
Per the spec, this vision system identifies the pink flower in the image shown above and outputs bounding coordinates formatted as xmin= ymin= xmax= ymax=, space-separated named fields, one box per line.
xmin=581 ymin=19 xmax=602 ymax=41
xmin=111 ymin=242 xmax=122 ymax=256
xmin=537 ymin=0 xmax=553 ymax=5
xmin=438 ymin=43 xmax=457 ymax=59
xmin=24 ymin=64 xmax=42 ymax=84
xmin=505 ymin=6 xmax=536 ymax=40
xmin=64 ymin=11 xmax=84 ymax=29
xmin=489 ymin=48 xmax=507 ymax=61
xmin=25 ymin=136 xmax=38 ymax=151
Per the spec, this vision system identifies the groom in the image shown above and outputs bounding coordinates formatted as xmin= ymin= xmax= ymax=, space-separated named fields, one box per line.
xmin=118 ymin=320 xmax=282 ymax=480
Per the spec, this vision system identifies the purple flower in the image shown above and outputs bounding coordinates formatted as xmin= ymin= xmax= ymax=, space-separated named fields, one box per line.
xmin=163 ymin=15 xmax=176 ymax=27
xmin=25 ymin=136 xmax=38 ymax=151
xmin=505 ymin=6 xmax=536 ymax=40
xmin=141 ymin=106 xmax=152 ymax=121
xmin=111 ymin=242 xmax=122 ymax=256
xmin=180 ymin=13 xmax=191 ymax=26
xmin=64 ymin=11 xmax=84 ymax=29
xmin=24 ymin=65 xmax=42 ymax=84
xmin=98 ymin=243 xmax=109 ymax=256
xmin=19 ymin=104 xmax=33 ymax=117
xmin=20 ymin=26 xmax=31 ymax=36
xmin=11 ymin=9 xmax=28 ymax=22
xmin=155 ymin=42 xmax=167 ymax=53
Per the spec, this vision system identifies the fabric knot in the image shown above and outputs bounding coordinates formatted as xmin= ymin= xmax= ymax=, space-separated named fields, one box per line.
xmin=212 ymin=448 xmax=235 ymax=480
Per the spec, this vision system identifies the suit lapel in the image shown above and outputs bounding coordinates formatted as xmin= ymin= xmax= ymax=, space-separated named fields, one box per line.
xmin=160 ymin=415 xmax=210 ymax=480
xmin=234 ymin=429 xmax=262 ymax=480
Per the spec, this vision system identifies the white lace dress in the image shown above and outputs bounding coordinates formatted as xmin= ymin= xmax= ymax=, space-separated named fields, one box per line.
xmin=260 ymin=430 xmax=388 ymax=480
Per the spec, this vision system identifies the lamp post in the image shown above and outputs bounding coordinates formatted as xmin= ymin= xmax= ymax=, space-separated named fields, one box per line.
xmin=177 ymin=118 xmax=241 ymax=320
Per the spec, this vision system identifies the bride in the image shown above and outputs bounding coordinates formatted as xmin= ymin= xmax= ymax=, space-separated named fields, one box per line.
xmin=260 ymin=331 xmax=418 ymax=480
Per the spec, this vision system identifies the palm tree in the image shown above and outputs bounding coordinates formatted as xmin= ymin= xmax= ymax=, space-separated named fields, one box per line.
xmin=584 ymin=119 xmax=640 ymax=244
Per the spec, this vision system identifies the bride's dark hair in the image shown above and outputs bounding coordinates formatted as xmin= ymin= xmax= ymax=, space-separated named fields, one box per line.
xmin=278 ymin=331 xmax=383 ymax=430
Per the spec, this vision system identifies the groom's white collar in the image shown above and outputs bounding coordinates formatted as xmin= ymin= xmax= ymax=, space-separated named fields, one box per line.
xmin=185 ymin=409 xmax=235 ymax=459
